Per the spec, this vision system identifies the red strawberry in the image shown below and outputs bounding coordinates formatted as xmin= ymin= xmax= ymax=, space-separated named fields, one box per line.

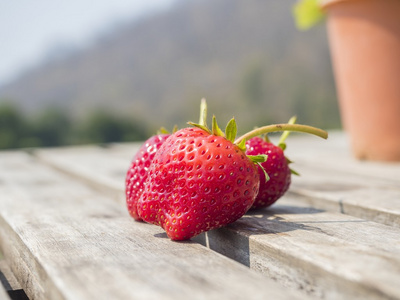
xmin=243 ymin=117 xmax=324 ymax=209
xmin=129 ymin=100 xmax=328 ymax=239
xmin=246 ymin=136 xmax=291 ymax=208
xmin=137 ymin=118 xmax=264 ymax=240
xmin=125 ymin=134 xmax=170 ymax=220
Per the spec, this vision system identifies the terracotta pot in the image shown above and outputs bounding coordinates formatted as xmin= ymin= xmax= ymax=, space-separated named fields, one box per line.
xmin=322 ymin=0 xmax=400 ymax=161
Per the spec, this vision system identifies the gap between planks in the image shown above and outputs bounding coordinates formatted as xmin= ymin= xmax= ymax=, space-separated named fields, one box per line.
xmin=0 ymin=151 xmax=305 ymax=300
xmin=198 ymin=196 xmax=400 ymax=300
xmin=32 ymin=136 xmax=400 ymax=299
xmin=34 ymin=135 xmax=400 ymax=228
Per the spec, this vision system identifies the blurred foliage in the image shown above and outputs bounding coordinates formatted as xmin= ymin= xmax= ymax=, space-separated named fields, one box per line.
xmin=0 ymin=103 xmax=29 ymax=149
xmin=292 ymin=0 xmax=325 ymax=30
xmin=0 ymin=0 xmax=341 ymax=135
xmin=31 ymin=108 xmax=72 ymax=147
xmin=77 ymin=110 xmax=148 ymax=144
xmin=0 ymin=102 xmax=148 ymax=150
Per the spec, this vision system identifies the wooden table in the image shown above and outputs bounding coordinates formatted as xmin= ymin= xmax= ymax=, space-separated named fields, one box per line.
xmin=1 ymin=131 xmax=399 ymax=300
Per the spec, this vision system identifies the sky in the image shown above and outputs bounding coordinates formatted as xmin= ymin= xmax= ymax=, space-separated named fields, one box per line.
xmin=0 ymin=0 xmax=175 ymax=85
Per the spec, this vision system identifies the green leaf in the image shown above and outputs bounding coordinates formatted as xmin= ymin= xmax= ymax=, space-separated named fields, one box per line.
xmin=157 ymin=127 xmax=170 ymax=134
xmin=172 ymin=124 xmax=179 ymax=133
xmin=290 ymin=168 xmax=300 ymax=176
xmin=248 ymin=155 xmax=269 ymax=182
xmin=225 ymin=118 xmax=237 ymax=143
xmin=158 ymin=125 xmax=178 ymax=135
xmin=188 ymin=122 xmax=211 ymax=134
xmin=237 ymin=138 xmax=247 ymax=152
xmin=293 ymin=0 xmax=325 ymax=31
xmin=286 ymin=156 xmax=294 ymax=164
xmin=247 ymin=154 xmax=267 ymax=163
xmin=257 ymin=162 xmax=270 ymax=183
xmin=212 ymin=115 xmax=225 ymax=137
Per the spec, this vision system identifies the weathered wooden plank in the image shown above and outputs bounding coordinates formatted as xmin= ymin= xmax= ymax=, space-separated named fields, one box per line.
xmin=288 ymin=169 xmax=400 ymax=227
xmin=0 ymin=260 xmax=22 ymax=291
xmin=0 ymin=258 xmax=11 ymax=300
xmin=0 ymin=151 xmax=304 ymax=300
xmin=202 ymin=195 xmax=400 ymax=300
xmin=285 ymin=131 xmax=400 ymax=183
xmin=38 ymin=132 xmax=400 ymax=186
xmin=284 ymin=131 xmax=400 ymax=227
xmin=36 ymin=134 xmax=400 ymax=227
xmin=35 ymin=144 xmax=139 ymax=196
xmin=0 ymin=259 xmax=26 ymax=300
xmin=33 ymin=136 xmax=400 ymax=299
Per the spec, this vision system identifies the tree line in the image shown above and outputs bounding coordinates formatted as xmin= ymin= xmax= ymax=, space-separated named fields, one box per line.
xmin=0 ymin=103 xmax=149 ymax=150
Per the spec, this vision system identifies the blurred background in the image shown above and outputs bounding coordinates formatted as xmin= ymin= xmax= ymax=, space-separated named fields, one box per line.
xmin=0 ymin=0 xmax=340 ymax=150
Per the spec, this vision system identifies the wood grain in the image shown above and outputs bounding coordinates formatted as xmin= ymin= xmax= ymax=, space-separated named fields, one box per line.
xmin=203 ymin=196 xmax=400 ymax=300
xmin=0 ymin=260 xmax=21 ymax=291
xmin=286 ymin=131 xmax=400 ymax=184
xmin=0 ymin=253 xmax=12 ymax=300
xmin=0 ymin=151 xmax=304 ymax=300
xmin=35 ymin=144 xmax=135 ymax=198
xmin=32 ymin=134 xmax=400 ymax=299
xmin=284 ymin=131 xmax=400 ymax=227
xmin=36 ymin=134 xmax=400 ymax=227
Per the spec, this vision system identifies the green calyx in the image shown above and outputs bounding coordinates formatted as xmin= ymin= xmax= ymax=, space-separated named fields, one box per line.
xmin=157 ymin=125 xmax=178 ymax=135
xmin=189 ymin=99 xmax=328 ymax=146
xmin=188 ymin=99 xmax=329 ymax=179
xmin=188 ymin=99 xmax=268 ymax=164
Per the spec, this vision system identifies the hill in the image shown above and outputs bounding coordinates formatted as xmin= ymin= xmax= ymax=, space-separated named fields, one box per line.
xmin=0 ymin=0 xmax=340 ymax=133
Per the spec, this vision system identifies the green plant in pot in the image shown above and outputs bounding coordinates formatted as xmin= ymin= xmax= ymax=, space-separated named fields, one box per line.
xmin=293 ymin=0 xmax=400 ymax=162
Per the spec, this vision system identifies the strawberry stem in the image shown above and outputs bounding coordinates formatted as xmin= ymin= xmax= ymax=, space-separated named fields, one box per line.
xmin=235 ymin=123 xmax=328 ymax=144
xmin=278 ymin=116 xmax=297 ymax=149
xmin=199 ymin=98 xmax=208 ymax=127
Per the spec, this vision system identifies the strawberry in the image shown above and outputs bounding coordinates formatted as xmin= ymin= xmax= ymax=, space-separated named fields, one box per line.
xmin=246 ymin=136 xmax=291 ymax=208
xmin=137 ymin=115 xmax=267 ymax=240
xmin=125 ymin=133 xmax=170 ymax=220
xmin=245 ymin=116 xmax=317 ymax=209
xmin=133 ymin=100 xmax=328 ymax=240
